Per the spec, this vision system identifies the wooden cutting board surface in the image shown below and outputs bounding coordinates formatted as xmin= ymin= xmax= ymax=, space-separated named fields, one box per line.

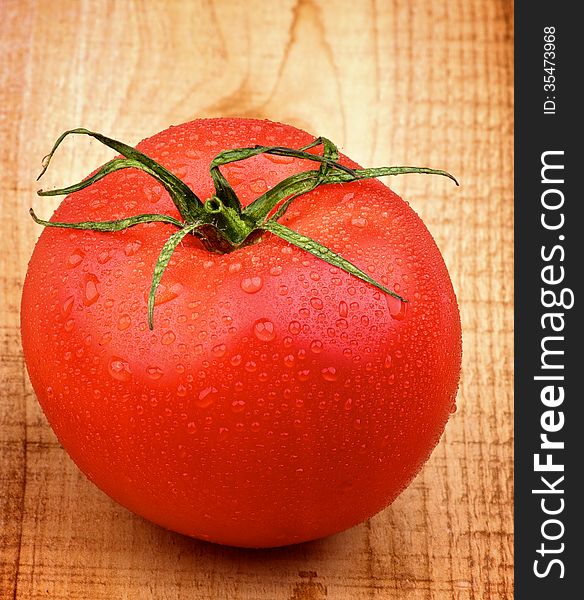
xmin=0 ymin=1 xmax=513 ymax=598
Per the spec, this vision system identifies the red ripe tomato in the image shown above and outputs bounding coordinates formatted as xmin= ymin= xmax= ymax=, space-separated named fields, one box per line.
xmin=21 ymin=118 xmax=461 ymax=547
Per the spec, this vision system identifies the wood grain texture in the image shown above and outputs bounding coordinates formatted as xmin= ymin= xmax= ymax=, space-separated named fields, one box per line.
xmin=0 ymin=0 xmax=513 ymax=598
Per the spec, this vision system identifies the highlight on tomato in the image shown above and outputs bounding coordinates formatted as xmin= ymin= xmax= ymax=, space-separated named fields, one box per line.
xmin=21 ymin=118 xmax=461 ymax=547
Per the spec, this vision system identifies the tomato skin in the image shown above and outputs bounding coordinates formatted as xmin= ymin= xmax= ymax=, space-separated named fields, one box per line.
xmin=21 ymin=118 xmax=461 ymax=547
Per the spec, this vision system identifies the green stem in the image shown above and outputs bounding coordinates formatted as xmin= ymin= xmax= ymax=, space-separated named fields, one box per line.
xmin=29 ymin=208 xmax=184 ymax=231
xmin=37 ymin=128 xmax=203 ymax=221
xmin=32 ymin=128 xmax=459 ymax=328
xmin=148 ymin=222 xmax=201 ymax=328
xmin=208 ymin=144 xmax=354 ymax=215
xmin=262 ymin=220 xmax=405 ymax=301
xmin=202 ymin=196 xmax=255 ymax=247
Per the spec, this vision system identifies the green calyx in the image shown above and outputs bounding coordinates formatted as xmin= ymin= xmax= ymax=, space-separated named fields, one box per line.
xmin=33 ymin=128 xmax=458 ymax=329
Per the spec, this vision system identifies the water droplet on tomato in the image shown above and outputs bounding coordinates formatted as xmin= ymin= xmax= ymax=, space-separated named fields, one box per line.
xmin=161 ymin=331 xmax=176 ymax=345
xmin=310 ymin=297 xmax=323 ymax=310
xmin=108 ymin=357 xmax=131 ymax=382
xmin=177 ymin=384 xmax=187 ymax=397
xmin=321 ymin=367 xmax=338 ymax=382
xmin=241 ymin=276 xmax=263 ymax=293
xmin=265 ymin=154 xmax=294 ymax=165
xmin=386 ymin=295 xmax=408 ymax=320
xmin=310 ymin=340 xmax=323 ymax=354
xmin=61 ymin=296 xmax=74 ymax=317
xmin=212 ymin=343 xmax=226 ymax=358
xmin=224 ymin=163 xmax=247 ymax=185
xmin=283 ymin=354 xmax=295 ymax=367
xmin=83 ymin=275 xmax=100 ymax=306
xmin=97 ymin=249 xmax=113 ymax=264
xmin=231 ymin=399 xmax=246 ymax=413
xmin=185 ymin=148 xmax=202 ymax=159
xmin=351 ymin=217 xmax=367 ymax=228
xmin=288 ymin=321 xmax=301 ymax=334
xmin=338 ymin=300 xmax=348 ymax=317
xmin=253 ymin=318 xmax=275 ymax=342
xmin=297 ymin=369 xmax=310 ymax=382
xmin=249 ymin=178 xmax=267 ymax=194
xmin=144 ymin=184 xmax=163 ymax=203
xmin=117 ymin=314 xmax=131 ymax=330
xmin=151 ymin=283 xmax=182 ymax=306
xmin=186 ymin=421 xmax=197 ymax=434
xmin=229 ymin=262 xmax=242 ymax=274
xmin=67 ymin=249 xmax=84 ymax=268
xmin=384 ymin=354 xmax=393 ymax=369
xmin=196 ymin=386 xmax=217 ymax=408
xmin=124 ymin=240 xmax=142 ymax=256
xmin=147 ymin=366 xmax=163 ymax=380
xmin=270 ymin=265 xmax=283 ymax=276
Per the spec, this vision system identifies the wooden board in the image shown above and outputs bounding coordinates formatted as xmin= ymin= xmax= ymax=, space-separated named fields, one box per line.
xmin=0 ymin=0 xmax=514 ymax=598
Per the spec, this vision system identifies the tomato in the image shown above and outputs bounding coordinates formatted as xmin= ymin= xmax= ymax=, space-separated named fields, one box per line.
xmin=21 ymin=118 xmax=461 ymax=547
